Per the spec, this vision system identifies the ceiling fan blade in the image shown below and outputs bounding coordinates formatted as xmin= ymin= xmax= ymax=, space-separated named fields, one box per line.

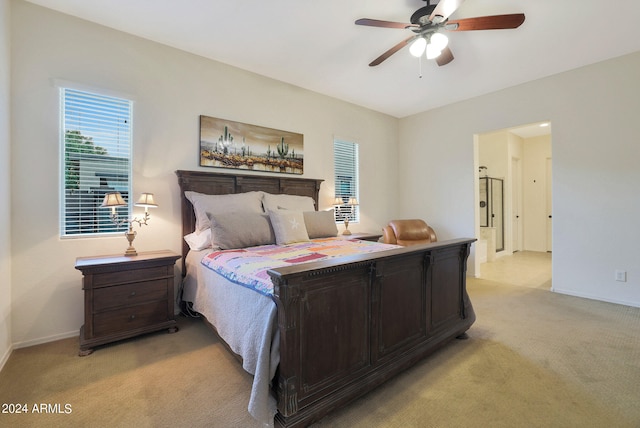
xmin=369 ymin=36 xmax=414 ymax=67
xmin=430 ymin=0 xmax=465 ymax=23
xmin=355 ymin=18 xmax=415 ymax=29
xmin=446 ymin=13 xmax=525 ymax=31
xmin=436 ymin=47 xmax=454 ymax=66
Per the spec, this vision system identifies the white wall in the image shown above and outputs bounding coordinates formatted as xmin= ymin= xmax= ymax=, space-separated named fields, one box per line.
xmin=479 ymin=132 xmax=509 ymax=181
xmin=0 ymin=0 xmax=12 ymax=368
xmin=9 ymin=1 xmax=399 ymax=346
xmin=399 ymin=52 xmax=640 ymax=307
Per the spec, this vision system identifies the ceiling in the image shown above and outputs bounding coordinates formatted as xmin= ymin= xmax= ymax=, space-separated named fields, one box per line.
xmin=506 ymin=122 xmax=550 ymax=139
xmin=24 ymin=0 xmax=640 ymax=119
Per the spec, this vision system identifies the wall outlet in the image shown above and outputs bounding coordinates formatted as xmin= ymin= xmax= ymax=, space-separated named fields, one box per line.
xmin=615 ymin=270 xmax=627 ymax=282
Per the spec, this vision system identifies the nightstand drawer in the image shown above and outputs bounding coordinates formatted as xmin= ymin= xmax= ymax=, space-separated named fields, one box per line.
xmin=93 ymin=300 xmax=169 ymax=337
xmin=92 ymin=266 xmax=170 ymax=288
xmin=93 ymin=279 xmax=168 ymax=312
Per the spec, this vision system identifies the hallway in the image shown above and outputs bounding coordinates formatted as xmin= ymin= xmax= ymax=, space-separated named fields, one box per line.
xmin=479 ymin=251 xmax=551 ymax=290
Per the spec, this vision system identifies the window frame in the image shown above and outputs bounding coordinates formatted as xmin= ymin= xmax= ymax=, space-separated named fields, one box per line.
xmin=333 ymin=138 xmax=360 ymax=224
xmin=59 ymin=86 xmax=133 ymax=238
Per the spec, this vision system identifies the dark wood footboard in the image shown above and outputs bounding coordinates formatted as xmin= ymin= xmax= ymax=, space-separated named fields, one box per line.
xmin=268 ymin=238 xmax=476 ymax=427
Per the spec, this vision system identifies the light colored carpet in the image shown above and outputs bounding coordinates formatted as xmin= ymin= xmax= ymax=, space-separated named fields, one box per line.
xmin=479 ymin=251 xmax=553 ymax=290
xmin=1 ymin=252 xmax=639 ymax=427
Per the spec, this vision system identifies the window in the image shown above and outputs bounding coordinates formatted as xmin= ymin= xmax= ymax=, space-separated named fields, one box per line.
xmin=61 ymin=88 xmax=132 ymax=237
xmin=333 ymin=139 xmax=359 ymax=224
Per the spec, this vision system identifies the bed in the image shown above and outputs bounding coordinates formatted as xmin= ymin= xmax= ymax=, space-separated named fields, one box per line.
xmin=176 ymin=169 xmax=476 ymax=427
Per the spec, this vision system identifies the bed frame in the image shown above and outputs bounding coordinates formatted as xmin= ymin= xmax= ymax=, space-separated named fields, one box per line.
xmin=176 ymin=170 xmax=476 ymax=427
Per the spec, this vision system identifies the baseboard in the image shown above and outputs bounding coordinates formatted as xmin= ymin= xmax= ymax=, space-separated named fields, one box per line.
xmin=553 ymin=288 xmax=640 ymax=309
xmin=0 ymin=343 xmax=12 ymax=373
xmin=12 ymin=330 xmax=79 ymax=350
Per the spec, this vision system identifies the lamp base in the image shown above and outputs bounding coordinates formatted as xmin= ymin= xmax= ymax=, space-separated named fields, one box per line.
xmin=124 ymin=246 xmax=138 ymax=257
xmin=342 ymin=218 xmax=351 ymax=235
xmin=125 ymin=230 xmax=138 ymax=257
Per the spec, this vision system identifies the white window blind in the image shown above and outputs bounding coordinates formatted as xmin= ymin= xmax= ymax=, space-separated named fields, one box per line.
xmin=61 ymin=88 xmax=132 ymax=236
xmin=333 ymin=139 xmax=359 ymax=223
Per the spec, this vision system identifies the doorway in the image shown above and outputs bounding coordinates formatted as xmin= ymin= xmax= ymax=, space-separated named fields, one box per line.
xmin=474 ymin=121 xmax=552 ymax=288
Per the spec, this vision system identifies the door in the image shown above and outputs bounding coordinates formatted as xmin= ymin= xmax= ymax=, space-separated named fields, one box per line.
xmin=491 ymin=178 xmax=504 ymax=252
xmin=511 ymin=157 xmax=522 ymax=252
xmin=546 ymin=157 xmax=552 ymax=252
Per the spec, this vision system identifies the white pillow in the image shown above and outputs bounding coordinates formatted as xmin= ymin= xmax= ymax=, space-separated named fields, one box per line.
xmin=268 ymin=210 xmax=310 ymax=245
xmin=185 ymin=191 xmax=264 ymax=232
xmin=183 ymin=228 xmax=213 ymax=251
xmin=262 ymin=193 xmax=315 ymax=213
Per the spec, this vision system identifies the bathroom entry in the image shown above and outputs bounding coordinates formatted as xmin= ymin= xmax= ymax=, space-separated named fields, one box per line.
xmin=479 ymin=174 xmax=504 ymax=252
xmin=474 ymin=121 xmax=553 ymax=283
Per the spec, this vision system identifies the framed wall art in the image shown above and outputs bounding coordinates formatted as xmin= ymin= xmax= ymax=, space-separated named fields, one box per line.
xmin=199 ymin=115 xmax=303 ymax=175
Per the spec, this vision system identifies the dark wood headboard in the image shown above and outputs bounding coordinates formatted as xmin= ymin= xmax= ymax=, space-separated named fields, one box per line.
xmin=175 ymin=170 xmax=324 ymax=271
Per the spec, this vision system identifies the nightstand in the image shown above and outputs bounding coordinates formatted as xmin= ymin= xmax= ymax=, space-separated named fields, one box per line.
xmin=341 ymin=232 xmax=383 ymax=242
xmin=75 ymin=250 xmax=181 ymax=356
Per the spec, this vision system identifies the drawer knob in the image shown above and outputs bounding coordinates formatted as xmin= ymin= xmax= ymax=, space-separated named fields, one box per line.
xmin=130 ymin=314 xmax=136 ymax=320
xmin=130 ymin=291 xmax=136 ymax=296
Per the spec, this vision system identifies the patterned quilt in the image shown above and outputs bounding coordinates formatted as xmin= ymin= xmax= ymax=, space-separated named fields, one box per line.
xmin=201 ymin=237 xmax=399 ymax=297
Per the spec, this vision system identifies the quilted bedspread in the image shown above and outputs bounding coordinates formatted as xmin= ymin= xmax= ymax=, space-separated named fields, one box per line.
xmin=201 ymin=237 xmax=399 ymax=297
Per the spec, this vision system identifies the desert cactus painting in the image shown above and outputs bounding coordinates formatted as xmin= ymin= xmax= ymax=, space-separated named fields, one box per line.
xmin=199 ymin=115 xmax=303 ymax=174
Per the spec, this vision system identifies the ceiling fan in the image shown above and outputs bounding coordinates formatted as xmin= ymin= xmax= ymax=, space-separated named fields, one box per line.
xmin=355 ymin=0 xmax=525 ymax=67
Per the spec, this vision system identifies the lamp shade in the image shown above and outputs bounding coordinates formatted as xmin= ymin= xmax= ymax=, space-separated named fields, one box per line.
xmin=100 ymin=192 xmax=127 ymax=208
xmin=430 ymin=32 xmax=449 ymax=51
xmin=409 ymin=37 xmax=427 ymax=57
xmin=135 ymin=193 xmax=158 ymax=208
xmin=426 ymin=43 xmax=442 ymax=59
xmin=348 ymin=197 xmax=359 ymax=206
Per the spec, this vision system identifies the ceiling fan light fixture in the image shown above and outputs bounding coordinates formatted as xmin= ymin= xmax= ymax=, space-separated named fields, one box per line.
xmin=430 ymin=32 xmax=448 ymax=51
xmin=356 ymin=3 xmax=525 ymax=68
xmin=425 ymin=43 xmax=442 ymax=59
xmin=409 ymin=37 xmax=427 ymax=57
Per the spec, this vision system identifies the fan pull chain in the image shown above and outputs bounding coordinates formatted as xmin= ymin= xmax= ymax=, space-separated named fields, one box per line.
xmin=418 ymin=55 xmax=423 ymax=78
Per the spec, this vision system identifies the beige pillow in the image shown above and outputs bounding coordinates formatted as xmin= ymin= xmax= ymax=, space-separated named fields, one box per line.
xmin=303 ymin=209 xmax=338 ymax=239
xmin=263 ymin=193 xmax=315 ymax=212
xmin=268 ymin=210 xmax=310 ymax=245
xmin=209 ymin=212 xmax=275 ymax=249
xmin=185 ymin=191 xmax=264 ymax=232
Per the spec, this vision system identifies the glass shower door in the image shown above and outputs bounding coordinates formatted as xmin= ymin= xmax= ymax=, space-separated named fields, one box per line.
xmin=479 ymin=177 xmax=504 ymax=252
